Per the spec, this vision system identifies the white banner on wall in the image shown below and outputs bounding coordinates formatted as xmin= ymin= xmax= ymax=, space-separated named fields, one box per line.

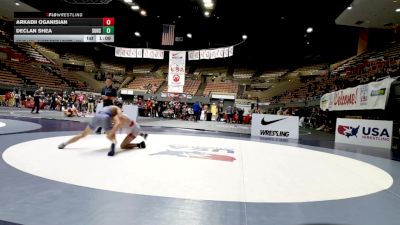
xmin=199 ymin=50 xmax=205 ymax=59
xmin=168 ymin=51 xmax=186 ymax=93
xmin=335 ymin=118 xmax=393 ymax=149
xmin=116 ymin=46 xmax=234 ymax=60
xmin=205 ymin=50 xmax=211 ymax=59
xmin=320 ymin=77 xmax=395 ymax=111
xmin=143 ymin=49 xmax=164 ymax=59
xmin=251 ymin=114 xmax=299 ymax=139
xmin=223 ymin=48 xmax=229 ymax=57
xmin=136 ymin=49 xmax=143 ymax=58
xmin=217 ymin=48 xmax=224 ymax=58
xmin=116 ymin=48 xmax=163 ymax=59
xmin=188 ymin=51 xmax=200 ymax=61
xmin=190 ymin=47 xmax=234 ymax=60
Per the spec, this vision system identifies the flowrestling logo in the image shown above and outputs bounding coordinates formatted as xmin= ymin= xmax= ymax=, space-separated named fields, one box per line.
xmin=150 ymin=144 xmax=236 ymax=162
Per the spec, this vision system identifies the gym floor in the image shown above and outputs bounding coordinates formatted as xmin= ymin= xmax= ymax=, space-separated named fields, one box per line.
xmin=1 ymin=110 xmax=400 ymax=225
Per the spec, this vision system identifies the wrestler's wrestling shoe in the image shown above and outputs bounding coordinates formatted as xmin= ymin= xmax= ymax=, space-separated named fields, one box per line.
xmin=107 ymin=143 xmax=116 ymax=156
xmin=139 ymin=133 xmax=148 ymax=140
xmin=138 ymin=141 xmax=146 ymax=149
xmin=58 ymin=143 xmax=66 ymax=149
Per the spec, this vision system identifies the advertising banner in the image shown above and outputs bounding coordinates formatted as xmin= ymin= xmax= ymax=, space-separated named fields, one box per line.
xmin=335 ymin=118 xmax=393 ymax=149
xmin=251 ymin=114 xmax=299 ymax=139
xmin=320 ymin=78 xmax=395 ymax=111
xmin=168 ymin=51 xmax=186 ymax=93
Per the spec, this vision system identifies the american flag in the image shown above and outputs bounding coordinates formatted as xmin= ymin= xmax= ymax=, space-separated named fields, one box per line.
xmin=162 ymin=24 xmax=175 ymax=46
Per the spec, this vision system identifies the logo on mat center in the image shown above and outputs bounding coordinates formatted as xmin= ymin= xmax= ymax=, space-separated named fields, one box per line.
xmin=338 ymin=125 xmax=360 ymax=138
xmin=261 ymin=118 xmax=286 ymax=126
xmin=150 ymin=144 xmax=236 ymax=162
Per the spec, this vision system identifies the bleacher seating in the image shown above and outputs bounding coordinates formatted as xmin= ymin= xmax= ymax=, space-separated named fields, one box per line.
xmin=271 ymin=43 xmax=400 ymax=104
xmin=4 ymin=60 xmax=67 ymax=90
xmin=132 ymin=64 xmax=153 ymax=74
xmin=126 ymin=76 xmax=165 ymax=93
xmin=62 ymin=53 xmax=95 ymax=69
xmin=203 ymin=81 xmax=239 ymax=96
xmin=43 ymin=65 xmax=92 ymax=91
xmin=259 ymin=69 xmax=288 ymax=79
xmin=196 ymin=67 xmax=227 ymax=75
xmin=0 ymin=69 xmax=23 ymax=85
xmin=162 ymin=79 xmax=201 ymax=95
xmin=233 ymin=68 xmax=255 ymax=79
xmin=34 ymin=44 xmax=60 ymax=60
xmin=16 ymin=43 xmax=51 ymax=64
xmin=100 ymin=61 xmax=125 ymax=73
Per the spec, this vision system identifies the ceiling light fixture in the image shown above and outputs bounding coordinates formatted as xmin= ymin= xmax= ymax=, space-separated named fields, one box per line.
xmin=306 ymin=27 xmax=313 ymax=33
xmin=347 ymin=6 xmax=352 ymax=10
xmin=242 ymin=34 xmax=248 ymax=40
xmin=15 ymin=2 xmax=20 ymax=6
xmin=140 ymin=10 xmax=147 ymax=16
xmin=204 ymin=11 xmax=210 ymax=17
xmin=204 ymin=2 xmax=214 ymax=8
xmin=187 ymin=33 xmax=192 ymax=38
xmin=396 ymin=8 xmax=400 ymax=12
xmin=134 ymin=31 xmax=141 ymax=37
xmin=131 ymin=5 xmax=140 ymax=11
xmin=123 ymin=0 xmax=132 ymax=3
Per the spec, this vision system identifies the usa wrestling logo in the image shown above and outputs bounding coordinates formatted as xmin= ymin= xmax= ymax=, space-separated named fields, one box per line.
xmin=337 ymin=125 xmax=360 ymax=138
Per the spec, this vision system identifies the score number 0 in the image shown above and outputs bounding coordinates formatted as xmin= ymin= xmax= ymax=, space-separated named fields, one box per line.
xmin=102 ymin=18 xmax=115 ymax=26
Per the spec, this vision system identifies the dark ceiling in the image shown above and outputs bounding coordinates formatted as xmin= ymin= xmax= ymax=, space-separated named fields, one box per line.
xmin=18 ymin=0 xmax=380 ymax=68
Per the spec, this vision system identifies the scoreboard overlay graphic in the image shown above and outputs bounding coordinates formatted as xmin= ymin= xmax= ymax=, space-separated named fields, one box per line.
xmin=13 ymin=12 xmax=114 ymax=43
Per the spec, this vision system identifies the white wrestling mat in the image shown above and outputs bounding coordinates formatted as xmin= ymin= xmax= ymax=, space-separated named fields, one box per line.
xmin=2 ymin=134 xmax=393 ymax=203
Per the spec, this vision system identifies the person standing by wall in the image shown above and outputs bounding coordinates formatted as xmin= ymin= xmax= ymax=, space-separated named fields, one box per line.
xmin=193 ymin=101 xmax=202 ymax=122
xmin=77 ymin=92 xmax=84 ymax=112
xmin=226 ymin=105 xmax=233 ymax=123
xmin=87 ymin=94 xmax=95 ymax=114
xmin=97 ymin=78 xmax=117 ymax=133
xmin=102 ymin=78 xmax=117 ymax=107
xmin=15 ymin=91 xmax=20 ymax=108
xmin=31 ymin=87 xmax=43 ymax=114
